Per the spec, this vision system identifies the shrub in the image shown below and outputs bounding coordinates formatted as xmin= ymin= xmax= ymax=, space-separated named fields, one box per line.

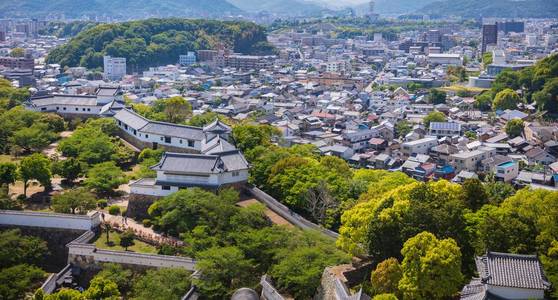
xmin=142 ymin=219 xmax=152 ymax=227
xmin=97 ymin=199 xmax=108 ymax=208
xmin=108 ymin=205 xmax=120 ymax=216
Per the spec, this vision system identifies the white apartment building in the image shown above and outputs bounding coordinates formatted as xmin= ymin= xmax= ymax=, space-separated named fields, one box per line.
xmin=450 ymin=147 xmax=496 ymax=172
xmin=179 ymin=52 xmax=197 ymax=66
xmin=401 ymin=136 xmax=438 ymax=156
xmin=103 ymin=56 xmax=126 ymax=81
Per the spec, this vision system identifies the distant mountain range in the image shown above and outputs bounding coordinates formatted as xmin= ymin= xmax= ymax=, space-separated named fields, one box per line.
xmin=0 ymin=0 xmax=243 ymax=19
xmin=418 ymin=0 xmax=558 ymax=18
xmin=228 ymin=0 xmax=326 ymax=15
xmin=0 ymin=0 xmax=556 ymax=19
xmin=354 ymin=0 xmax=439 ymax=15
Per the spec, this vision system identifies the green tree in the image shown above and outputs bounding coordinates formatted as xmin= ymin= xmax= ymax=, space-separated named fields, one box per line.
xmin=482 ymin=52 xmax=493 ymax=66
xmin=422 ymin=111 xmax=446 ymax=127
xmin=82 ymin=276 xmax=120 ymax=300
xmin=10 ymin=48 xmax=25 ymax=57
xmin=95 ymin=263 xmax=133 ymax=295
xmin=0 ymin=264 xmax=45 ymax=300
xmin=373 ymin=294 xmax=398 ymax=300
xmin=371 ymin=258 xmax=402 ymax=297
xmin=0 ymin=229 xmax=48 ymax=268
xmin=429 ymin=89 xmax=447 ymax=104
xmin=43 ymin=288 xmax=84 ymax=300
xmin=9 ymin=124 xmax=56 ymax=153
xmin=51 ymin=158 xmax=84 ymax=183
xmin=395 ymin=121 xmax=412 ymax=138
xmin=194 ymin=246 xmax=255 ymax=299
xmin=399 ymin=232 xmax=463 ymax=300
xmin=131 ymin=268 xmax=192 ymax=300
xmin=19 ymin=153 xmax=52 ymax=197
xmin=484 ymin=181 xmax=515 ymax=205
xmin=461 ymin=178 xmax=489 ymax=211
xmin=158 ymin=96 xmax=192 ymax=123
xmin=119 ymin=229 xmax=135 ymax=251
xmin=270 ymin=243 xmax=349 ymax=299
xmin=0 ymin=162 xmax=17 ymax=187
xmin=474 ymin=91 xmax=493 ymax=111
xmin=84 ymin=162 xmax=126 ymax=195
xmin=52 ymin=188 xmax=96 ymax=214
xmin=0 ymin=184 xmax=22 ymax=210
xmin=232 ymin=124 xmax=281 ymax=152
xmin=492 ymin=69 xmax=520 ymax=94
xmin=505 ymin=119 xmax=524 ymax=138
xmin=492 ymin=88 xmax=521 ymax=110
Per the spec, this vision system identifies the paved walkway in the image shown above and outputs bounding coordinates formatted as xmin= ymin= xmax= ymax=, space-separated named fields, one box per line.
xmin=100 ymin=211 xmax=183 ymax=247
xmin=42 ymin=131 xmax=74 ymax=159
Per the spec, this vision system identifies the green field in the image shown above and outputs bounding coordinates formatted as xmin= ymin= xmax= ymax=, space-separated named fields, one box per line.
xmin=94 ymin=231 xmax=158 ymax=254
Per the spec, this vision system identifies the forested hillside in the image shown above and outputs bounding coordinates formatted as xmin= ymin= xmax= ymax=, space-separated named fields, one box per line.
xmin=418 ymin=0 xmax=558 ymax=18
xmin=46 ymin=18 xmax=275 ymax=71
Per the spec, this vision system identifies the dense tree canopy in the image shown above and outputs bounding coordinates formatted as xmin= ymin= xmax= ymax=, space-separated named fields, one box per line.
xmin=504 ymin=119 xmax=524 ymax=138
xmin=52 ymin=188 xmax=97 ymax=214
xmin=399 ymin=232 xmax=463 ymax=300
xmin=19 ymin=153 xmax=52 ymax=197
xmin=147 ymin=188 xmax=348 ymax=298
xmin=47 ymin=18 xmax=274 ymax=71
xmin=492 ymin=88 xmax=521 ymax=110
xmin=422 ymin=111 xmax=447 ymax=127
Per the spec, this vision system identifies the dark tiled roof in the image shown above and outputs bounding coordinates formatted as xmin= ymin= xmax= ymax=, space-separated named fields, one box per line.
xmin=114 ymin=108 xmax=204 ymax=140
xmin=476 ymin=252 xmax=551 ymax=290
xmin=141 ymin=122 xmax=204 ymax=140
xmin=152 ymin=151 xmax=248 ymax=174
xmin=203 ymin=119 xmax=231 ymax=133
xmin=114 ymin=108 xmax=149 ymax=129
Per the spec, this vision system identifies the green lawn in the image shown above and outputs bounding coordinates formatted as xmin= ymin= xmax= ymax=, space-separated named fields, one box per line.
xmin=0 ymin=154 xmax=20 ymax=163
xmin=94 ymin=230 xmax=158 ymax=254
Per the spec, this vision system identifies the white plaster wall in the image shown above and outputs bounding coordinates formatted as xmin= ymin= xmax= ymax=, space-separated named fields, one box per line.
xmin=488 ymin=285 xmax=544 ymax=300
xmin=92 ymin=249 xmax=196 ymax=270
xmin=0 ymin=210 xmax=100 ymax=230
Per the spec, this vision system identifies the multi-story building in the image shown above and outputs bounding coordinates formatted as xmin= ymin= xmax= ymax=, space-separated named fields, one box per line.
xmin=401 ymin=136 xmax=438 ymax=156
xmin=429 ymin=122 xmax=462 ymax=137
xmin=197 ymin=50 xmax=219 ymax=62
xmin=179 ymin=52 xmax=197 ymax=66
xmin=495 ymin=161 xmax=519 ymax=182
xmin=0 ymin=31 xmax=5 ymax=42
xmin=225 ymin=55 xmax=275 ymax=70
xmin=341 ymin=129 xmax=379 ymax=152
xmin=103 ymin=56 xmax=126 ymax=81
xmin=482 ymin=24 xmax=498 ymax=53
xmin=450 ymin=148 xmax=496 ymax=172
xmin=497 ymin=21 xmax=525 ymax=33
xmin=428 ymin=53 xmax=463 ymax=66
xmin=0 ymin=56 xmax=34 ymax=71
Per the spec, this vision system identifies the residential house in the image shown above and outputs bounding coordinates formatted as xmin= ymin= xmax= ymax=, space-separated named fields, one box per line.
xmin=401 ymin=137 xmax=438 ymax=156
xmin=429 ymin=122 xmax=462 ymax=137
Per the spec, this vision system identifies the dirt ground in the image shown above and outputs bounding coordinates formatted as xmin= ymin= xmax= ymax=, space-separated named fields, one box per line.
xmin=237 ymin=199 xmax=294 ymax=227
xmin=42 ymin=131 xmax=74 ymax=159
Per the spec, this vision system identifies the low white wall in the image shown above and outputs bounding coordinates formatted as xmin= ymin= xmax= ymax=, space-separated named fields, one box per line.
xmin=260 ymin=275 xmax=286 ymax=300
xmin=93 ymin=250 xmax=196 ymax=270
xmin=67 ymin=232 xmax=196 ymax=271
xmin=0 ymin=210 xmax=101 ymax=230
